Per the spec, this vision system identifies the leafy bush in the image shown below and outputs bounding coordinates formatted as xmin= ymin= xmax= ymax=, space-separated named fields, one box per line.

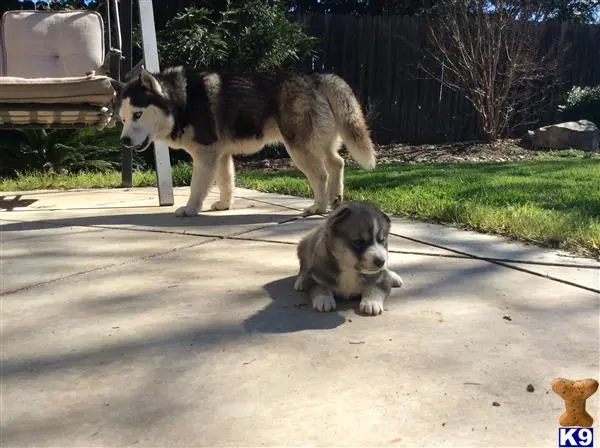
xmin=0 ymin=128 xmax=146 ymax=178
xmin=158 ymin=1 xmax=318 ymax=71
xmin=558 ymin=85 xmax=600 ymax=126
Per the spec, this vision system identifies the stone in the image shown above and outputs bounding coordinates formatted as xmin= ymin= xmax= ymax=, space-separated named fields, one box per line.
xmin=527 ymin=119 xmax=599 ymax=152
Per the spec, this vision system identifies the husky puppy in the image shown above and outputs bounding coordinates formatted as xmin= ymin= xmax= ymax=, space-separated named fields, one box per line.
xmin=114 ymin=67 xmax=377 ymax=217
xmin=294 ymin=201 xmax=404 ymax=315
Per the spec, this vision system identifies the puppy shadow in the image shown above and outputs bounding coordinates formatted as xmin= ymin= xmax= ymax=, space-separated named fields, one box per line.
xmin=243 ymin=276 xmax=347 ymax=334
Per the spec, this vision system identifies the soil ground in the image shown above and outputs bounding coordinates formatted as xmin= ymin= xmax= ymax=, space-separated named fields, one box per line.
xmin=235 ymin=139 xmax=541 ymax=171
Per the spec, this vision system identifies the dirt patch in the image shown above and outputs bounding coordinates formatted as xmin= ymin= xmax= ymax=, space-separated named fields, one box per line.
xmin=234 ymin=139 xmax=541 ymax=171
xmin=374 ymin=139 xmax=540 ymax=164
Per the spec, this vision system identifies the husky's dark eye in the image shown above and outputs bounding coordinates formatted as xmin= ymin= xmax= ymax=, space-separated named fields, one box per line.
xmin=133 ymin=111 xmax=143 ymax=121
xmin=353 ymin=239 xmax=367 ymax=247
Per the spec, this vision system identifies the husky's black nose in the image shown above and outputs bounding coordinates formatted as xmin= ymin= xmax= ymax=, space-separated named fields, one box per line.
xmin=120 ymin=136 xmax=132 ymax=147
xmin=373 ymin=256 xmax=385 ymax=268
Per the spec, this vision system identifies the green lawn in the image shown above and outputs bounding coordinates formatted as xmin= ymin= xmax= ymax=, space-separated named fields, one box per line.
xmin=237 ymin=159 xmax=600 ymax=258
xmin=2 ymin=157 xmax=599 ymax=258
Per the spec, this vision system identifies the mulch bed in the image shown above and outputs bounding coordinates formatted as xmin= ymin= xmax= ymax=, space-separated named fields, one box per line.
xmin=234 ymin=139 xmax=542 ymax=171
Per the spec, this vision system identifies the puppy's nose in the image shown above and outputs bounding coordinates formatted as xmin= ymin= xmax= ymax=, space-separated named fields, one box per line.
xmin=373 ymin=256 xmax=385 ymax=268
xmin=120 ymin=136 xmax=132 ymax=147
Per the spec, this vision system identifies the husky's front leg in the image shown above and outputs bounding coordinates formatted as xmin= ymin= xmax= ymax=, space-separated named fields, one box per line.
xmin=210 ymin=154 xmax=234 ymax=211
xmin=175 ymin=150 xmax=218 ymax=217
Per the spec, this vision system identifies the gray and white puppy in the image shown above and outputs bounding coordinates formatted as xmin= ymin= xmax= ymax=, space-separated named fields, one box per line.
xmin=294 ymin=201 xmax=404 ymax=315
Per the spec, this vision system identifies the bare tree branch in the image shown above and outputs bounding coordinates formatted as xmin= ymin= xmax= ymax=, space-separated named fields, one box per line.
xmin=420 ymin=0 xmax=568 ymax=141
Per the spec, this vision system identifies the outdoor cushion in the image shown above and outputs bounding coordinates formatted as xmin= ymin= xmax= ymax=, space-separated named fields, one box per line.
xmin=0 ymin=73 xmax=116 ymax=129
xmin=1 ymin=10 xmax=105 ymax=78
xmin=0 ymin=73 xmax=115 ymax=105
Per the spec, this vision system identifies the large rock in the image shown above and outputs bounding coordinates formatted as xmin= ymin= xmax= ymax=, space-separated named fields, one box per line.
xmin=527 ymin=119 xmax=599 ymax=152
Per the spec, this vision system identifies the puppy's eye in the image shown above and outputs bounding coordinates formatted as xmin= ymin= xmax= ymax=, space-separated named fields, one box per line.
xmin=353 ymin=239 xmax=366 ymax=247
xmin=133 ymin=111 xmax=143 ymax=120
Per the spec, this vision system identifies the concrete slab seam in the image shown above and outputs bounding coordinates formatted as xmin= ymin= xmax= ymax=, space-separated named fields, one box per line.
xmin=234 ymin=194 xmax=305 ymax=212
xmin=390 ymin=232 xmax=600 ymax=294
xmin=0 ymin=237 xmax=220 ymax=296
xmin=388 ymin=248 xmax=600 ymax=268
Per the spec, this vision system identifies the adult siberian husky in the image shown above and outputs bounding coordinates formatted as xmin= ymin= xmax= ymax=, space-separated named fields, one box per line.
xmin=116 ymin=67 xmax=377 ymax=217
xmin=294 ymin=201 xmax=404 ymax=316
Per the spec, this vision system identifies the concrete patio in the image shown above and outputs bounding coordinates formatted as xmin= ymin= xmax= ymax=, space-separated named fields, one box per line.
xmin=1 ymin=186 xmax=598 ymax=447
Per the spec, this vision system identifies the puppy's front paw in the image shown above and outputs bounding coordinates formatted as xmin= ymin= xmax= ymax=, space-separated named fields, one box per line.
xmin=312 ymin=294 xmax=336 ymax=312
xmin=389 ymin=270 xmax=404 ymax=288
xmin=293 ymin=275 xmax=306 ymax=292
xmin=210 ymin=200 xmax=232 ymax=211
xmin=302 ymin=203 xmax=327 ymax=216
xmin=359 ymin=298 xmax=384 ymax=316
xmin=175 ymin=205 xmax=199 ymax=217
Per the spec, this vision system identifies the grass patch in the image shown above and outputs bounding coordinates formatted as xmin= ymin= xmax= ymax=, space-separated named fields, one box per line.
xmin=0 ymin=163 xmax=197 ymax=191
xmin=237 ymin=158 xmax=600 ymax=258
xmin=0 ymin=170 xmax=157 ymax=191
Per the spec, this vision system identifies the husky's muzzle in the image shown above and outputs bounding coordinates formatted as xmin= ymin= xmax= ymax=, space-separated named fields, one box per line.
xmin=121 ymin=135 xmax=151 ymax=152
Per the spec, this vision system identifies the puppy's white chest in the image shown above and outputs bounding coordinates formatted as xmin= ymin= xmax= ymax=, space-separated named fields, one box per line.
xmin=335 ymin=268 xmax=362 ymax=298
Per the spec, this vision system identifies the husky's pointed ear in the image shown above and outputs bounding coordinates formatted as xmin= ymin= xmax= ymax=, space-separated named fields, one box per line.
xmin=139 ymin=69 xmax=164 ymax=96
xmin=110 ymin=79 xmax=125 ymax=96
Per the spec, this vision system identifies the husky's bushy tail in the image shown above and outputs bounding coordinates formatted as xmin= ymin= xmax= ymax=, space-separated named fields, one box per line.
xmin=319 ymin=74 xmax=377 ymax=170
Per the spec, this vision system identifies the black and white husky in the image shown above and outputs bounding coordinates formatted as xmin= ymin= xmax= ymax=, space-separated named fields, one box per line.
xmin=114 ymin=67 xmax=377 ymax=217
xmin=294 ymin=201 xmax=404 ymax=316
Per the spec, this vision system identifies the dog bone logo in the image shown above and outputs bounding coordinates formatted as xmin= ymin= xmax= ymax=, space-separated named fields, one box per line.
xmin=551 ymin=377 xmax=599 ymax=427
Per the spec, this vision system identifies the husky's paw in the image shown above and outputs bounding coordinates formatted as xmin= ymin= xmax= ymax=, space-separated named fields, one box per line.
xmin=302 ymin=203 xmax=327 ymax=216
xmin=330 ymin=195 xmax=343 ymax=210
xmin=389 ymin=270 xmax=404 ymax=288
xmin=359 ymin=298 xmax=384 ymax=316
xmin=210 ymin=200 xmax=232 ymax=211
xmin=312 ymin=294 xmax=336 ymax=312
xmin=175 ymin=206 xmax=199 ymax=217
xmin=293 ymin=276 xmax=306 ymax=292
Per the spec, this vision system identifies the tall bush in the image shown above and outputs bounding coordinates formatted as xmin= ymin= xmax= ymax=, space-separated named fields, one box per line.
xmin=157 ymin=1 xmax=318 ymax=71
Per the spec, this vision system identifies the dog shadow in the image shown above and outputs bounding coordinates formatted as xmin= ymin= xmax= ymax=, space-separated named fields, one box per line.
xmin=0 ymin=195 xmax=37 ymax=211
xmin=243 ymin=276 xmax=350 ymax=334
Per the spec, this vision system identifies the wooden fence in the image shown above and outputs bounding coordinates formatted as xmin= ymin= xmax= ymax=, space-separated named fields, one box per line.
xmin=294 ymin=14 xmax=600 ymax=144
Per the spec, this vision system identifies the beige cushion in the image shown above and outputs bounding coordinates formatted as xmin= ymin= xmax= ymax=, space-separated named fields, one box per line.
xmin=0 ymin=73 xmax=115 ymax=105
xmin=2 ymin=10 xmax=105 ymax=78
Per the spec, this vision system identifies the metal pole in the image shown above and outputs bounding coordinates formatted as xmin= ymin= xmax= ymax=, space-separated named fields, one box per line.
xmin=138 ymin=0 xmax=174 ymax=206
xmin=120 ymin=0 xmax=133 ymax=188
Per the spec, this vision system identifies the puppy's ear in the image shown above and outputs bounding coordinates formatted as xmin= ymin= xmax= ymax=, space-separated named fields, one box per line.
xmin=379 ymin=209 xmax=391 ymax=225
xmin=377 ymin=208 xmax=391 ymax=235
xmin=328 ymin=204 xmax=351 ymax=229
xmin=139 ymin=69 xmax=164 ymax=96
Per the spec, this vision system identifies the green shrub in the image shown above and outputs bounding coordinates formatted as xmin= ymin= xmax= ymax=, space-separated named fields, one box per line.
xmin=158 ymin=1 xmax=318 ymax=71
xmin=558 ymin=85 xmax=600 ymax=126
xmin=0 ymin=128 xmax=147 ymax=178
